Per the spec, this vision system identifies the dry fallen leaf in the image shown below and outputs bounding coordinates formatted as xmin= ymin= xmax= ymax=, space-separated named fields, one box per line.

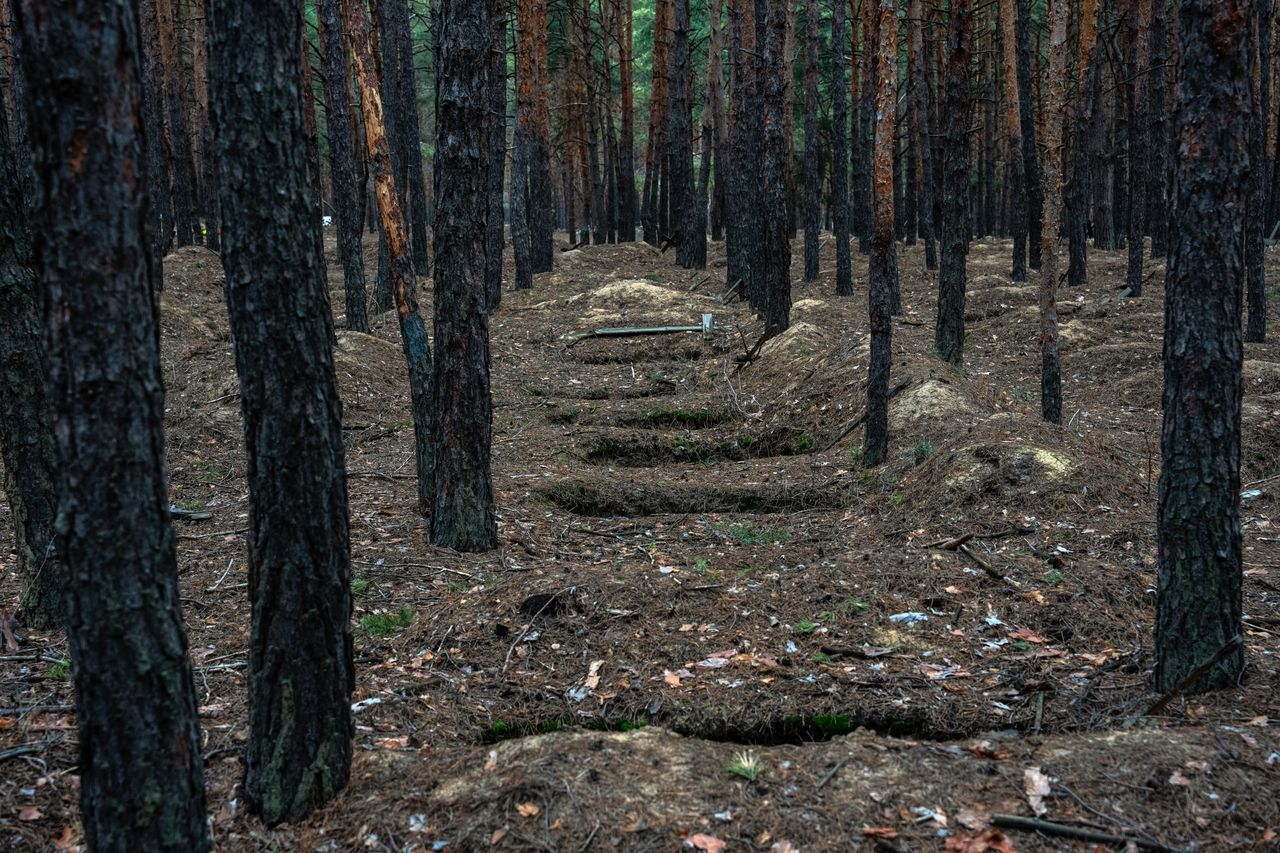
xmin=53 ymin=826 xmax=77 ymax=850
xmin=770 ymin=841 xmax=801 ymax=853
xmin=483 ymin=749 xmax=498 ymax=772
xmin=489 ymin=828 xmax=507 ymax=845
xmin=18 ymin=806 xmax=43 ymax=821
xmin=1167 ymin=772 xmax=1191 ymax=787
xmin=515 ymin=802 xmax=541 ymax=818
xmin=584 ymin=659 xmax=605 ymax=690
xmin=686 ymin=833 xmax=727 ymax=853
xmin=1023 ymin=767 xmax=1051 ymax=816
xmin=664 ymin=670 xmax=683 ymax=687
xmin=861 ymin=826 xmax=899 ymax=839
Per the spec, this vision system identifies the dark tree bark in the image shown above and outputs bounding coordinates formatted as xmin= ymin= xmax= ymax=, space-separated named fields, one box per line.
xmin=485 ymin=2 xmax=507 ymax=310
xmin=617 ymin=0 xmax=638 ymax=241
xmin=801 ymin=0 xmax=820 ymax=281
xmin=1245 ymin=0 xmax=1269 ymax=342
xmin=139 ymin=0 xmax=174 ymax=259
xmin=707 ymin=0 xmax=728 ymax=243
xmin=321 ymin=0 xmax=370 ymax=332
xmin=864 ymin=0 xmax=896 ymax=467
xmin=191 ymin=0 xmax=221 ymax=252
xmin=0 ymin=76 xmax=62 ymax=628
xmin=1017 ymin=0 xmax=1042 ymax=269
xmin=376 ymin=0 xmax=431 ymax=276
xmin=1124 ymin=0 xmax=1152 ymax=297
xmin=14 ymin=0 xmax=211 ymax=847
xmin=671 ymin=0 xmax=703 ymax=268
xmin=156 ymin=0 xmax=200 ymax=247
xmin=210 ymin=0 xmax=355 ymax=824
xmin=1155 ymin=0 xmax=1249 ymax=693
xmin=432 ymin=0 xmax=497 ymax=551
xmin=528 ymin=0 xmax=554 ymax=270
xmin=1147 ymin=5 xmax=1170 ymax=257
xmin=1067 ymin=48 xmax=1100 ymax=287
xmin=935 ymin=0 xmax=972 ymax=367
xmin=347 ymin=0 xmax=436 ymax=513
xmin=758 ymin=0 xmax=791 ymax=333
xmin=830 ymin=0 xmax=853 ymax=296
xmin=726 ymin=0 xmax=760 ymax=302
xmin=514 ymin=0 xmax=551 ymax=282
xmin=908 ymin=0 xmax=936 ymax=271
xmin=999 ymin=0 xmax=1028 ymax=282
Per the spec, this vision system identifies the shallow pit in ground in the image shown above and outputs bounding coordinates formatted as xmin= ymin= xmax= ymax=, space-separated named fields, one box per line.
xmin=538 ymin=476 xmax=853 ymax=516
xmin=575 ymin=425 xmax=817 ymax=467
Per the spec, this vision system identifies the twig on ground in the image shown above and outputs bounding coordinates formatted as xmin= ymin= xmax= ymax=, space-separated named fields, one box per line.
xmin=1143 ymin=636 xmax=1242 ymax=717
xmin=991 ymin=814 xmax=1187 ymax=853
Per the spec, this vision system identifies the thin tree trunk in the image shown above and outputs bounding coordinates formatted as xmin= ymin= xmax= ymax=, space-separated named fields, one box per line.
xmin=1155 ymin=0 xmax=1248 ymax=693
xmin=485 ymin=2 xmax=507 ymax=310
xmin=1124 ymin=0 xmax=1152 ymax=297
xmin=758 ymin=0 xmax=791 ymax=332
xmin=726 ymin=0 xmax=759 ymax=301
xmin=865 ymin=0 xmax=896 ymax=467
xmin=617 ymin=0 xmax=637 ymax=240
xmin=346 ymin=0 xmax=435 ymax=512
xmin=157 ymin=0 xmax=200 ymax=247
xmin=801 ymin=0 xmax=821 ymax=281
xmin=14 ymin=0 xmax=211 ymax=846
xmin=708 ymin=0 xmax=728 ymax=242
xmin=1018 ymin=0 xmax=1042 ymax=269
xmin=908 ymin=0 xmax=937 ymax=271
xmin=936 ymin=0 xmax=972 ymax=367
xmin=831 ymin=0 xmax=853 ymax=296
xmin=1037 ymin=0 xmax=1076 ymax=424
xmin=1245 ymin=0 xmax=1269 ymax=341
xmin=999 ymin=0 xmax=1027 ymax=282
xmin=321 ymin=0 xmax=370 ymax=332
xmin=210 ymin=0 xmax=355 ymax=824
xmin=672 ymin=0 xmax=703 ymax=267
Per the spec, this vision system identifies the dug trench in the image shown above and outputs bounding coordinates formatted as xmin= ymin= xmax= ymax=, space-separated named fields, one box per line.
xmin=0 ymin=238 xmax=1276 ymax=850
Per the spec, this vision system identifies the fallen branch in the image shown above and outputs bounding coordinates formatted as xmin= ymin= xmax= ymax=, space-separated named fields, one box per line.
xmin=0 ymin=705 xmax=74 ymax=717
xmin=1143 ymin=636 xmax=1242 ymax=717
xmin=717 ymin=278 xmax=742 ymax=304
xmin=991 ymin=814 xmax=1187 ymax=853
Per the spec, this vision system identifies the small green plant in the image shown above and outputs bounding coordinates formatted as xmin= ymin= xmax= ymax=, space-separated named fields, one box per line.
xmin=359 ymin=607 xmax=415 ymax=636
xmin=48 ymin=658 xmax=71 ymax=681
xmin=559 ymin=402 xmax=580 ymax=420
xmin=726 ymin=749 xmax=764 ymax=781
xmin=520 ymin=382 xmax=547 ymax=397
xmin=796 ymin=620 xmax=816 ymax=634
xmin=712 ymin=521 xmax=791 ymax=546
xmin=351 ymin=576 xmax=372 ymax=595
xmin=195 ymin=260 xmax=205 ymax=269
xmin=448 ymin=578 xmax=470 ymax=593
xmin=890 ymin=493 xmax=905 ymax=506
xmin=817 ymin=611 xmax=836 ymax=624
xmin=840 ymin=597 xmax=870 ymax=614
xmin=848 ymin=444 xmax=864 ymax=463
xmin=1045 ymin=568 xmax=1063 ymax=587
xmin=812 ymin=651 xmax=832 ymax=664
xmin=736 ymin=433 xmax=755 ymax=449
xmin=795 ymin=434 xmax=815 ymax=452
xmin=692 ymin=556 xmax=712 ymax=574
xmin=912 ymin=440 xmax=935 ymax=465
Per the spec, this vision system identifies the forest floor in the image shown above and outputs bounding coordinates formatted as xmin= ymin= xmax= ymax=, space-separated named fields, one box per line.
xmin=1 ymin=233 xmax=1278 ymax=851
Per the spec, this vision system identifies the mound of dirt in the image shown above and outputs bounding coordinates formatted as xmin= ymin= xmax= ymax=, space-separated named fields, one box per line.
xmin=560 ymin=279 xmax=718 ymax=328
xmin=889 ymin=378 xmax=982 ymax=433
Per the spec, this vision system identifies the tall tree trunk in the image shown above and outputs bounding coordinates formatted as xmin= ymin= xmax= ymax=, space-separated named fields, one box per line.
xmin=801 ymin=0 xmax=820 ymax=281
xmin=376 ymin=0 xmax=431 ymax=275
xmin=191 ymin=0 xmax=220 ymax=252
xmin=0 ymin=70 xmax=62 ymax=628
xmin=708 ymin=0 xmax=728 ymax=242
xmin=210 ymin=0 xmax=355 ymax=824
xmin=1155 ymin=0 xmax=1248 ymax=693
xmin=485 ymin=2 xmax=507 ymax=310
xmin=726 ymin=0 xmax=759 ymax=301
xmin=908 ymin=0 xmax=937 ymax=271
xmin=346 ymin=0 xmax=435 ymax=513
xmin=672 ymin=0 xmax=703 ymax=267
xmin=1037 ymin=0 xmax=1076 ymax=424
xmin=14 ymin=0 xmax=211 ymax=847
xmin=758 ymin=0 xmax=791 ymax=332
xmin=831 ymin=0 xmax=852 ymax=296
xmin=865 ymin=0 xmax=896 ymax=467
xmin=936 ymin=0 xmax=972 ymax=367
xmin=1017 ymin=0 xmax=1042 ymax=269
xmin=321 ymin=0 xmax=370 ymax=332
xmin=617 ymin=0 xmax=637 ymax=240
xmin=156 ymin=0 xmax=200 ymax=247
xmin=999 ymin=0 xmax=1027 ymax=282
xmin=1245 ymin=0 xmax=1270 ymax=341
xmin=1124 ymin=0 xmax=1152 ymax=297
xmin=854 ymin=1 xmax=876 ymax=253
xmin=1147 ymin=5 xmax=1170 ymax=258
xmin=528 ymin=0 xmax=553 ymax=270
xmin=1067 ymin=39 xmax=1101 ymax=287
xmin=432 ymin=0 xmax=497 ymax=551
